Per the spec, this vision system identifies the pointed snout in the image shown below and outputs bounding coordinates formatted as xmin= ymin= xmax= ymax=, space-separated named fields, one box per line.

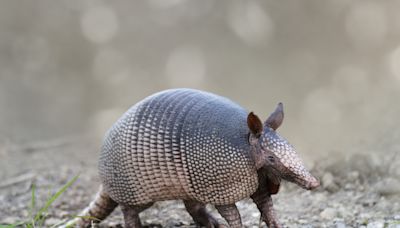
xmin=289 ymin=171 xmax=320 ymax=190
xmin=304 ymin=176 xmax=320 ymax=190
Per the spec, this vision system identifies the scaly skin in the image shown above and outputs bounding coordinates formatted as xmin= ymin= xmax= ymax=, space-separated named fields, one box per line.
xmin=66 ymin=89 xmax=319 ymax=228
xmin=215 ymin=204 xmax=242 ymax=228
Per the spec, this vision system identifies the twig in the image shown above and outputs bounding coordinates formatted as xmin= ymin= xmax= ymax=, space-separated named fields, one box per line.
xmin=9 ymin=136 xmax=84 ymax=153
xmin=0 ymin=172 xmax=35 ymax=189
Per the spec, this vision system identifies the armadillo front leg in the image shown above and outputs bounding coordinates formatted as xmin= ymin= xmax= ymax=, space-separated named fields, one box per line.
xmin=251 ymin=193 xmax=282 ymax=228
xmin=120 ymin=203 xmax=153 ymax=228
xmin=120 ymin=205 xmax=142 ymax=228
xmin=215 ymin=204 xmax=242 ymax=228
xmin=184 ymin=200 xmax=220 ymax=228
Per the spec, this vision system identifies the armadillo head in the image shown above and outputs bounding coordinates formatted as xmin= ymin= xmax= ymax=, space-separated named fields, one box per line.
xmin=247 ymin=103 xmax=320 ymax=190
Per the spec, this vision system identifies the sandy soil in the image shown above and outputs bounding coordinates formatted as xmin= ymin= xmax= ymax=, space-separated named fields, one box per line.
xmin=1 ymin=137 xmax=399 ymax=228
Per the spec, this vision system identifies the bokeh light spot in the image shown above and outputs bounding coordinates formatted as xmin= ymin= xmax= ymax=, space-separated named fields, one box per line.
xmin=301 ymin=88 xmax=341 ymax=127
xmin=12 ymin=36 xmax=50 ymax=76
xmin=331 ymin=65 xmax=369 ymax=103
xmin=165 ymin=45 xmax=206 ymax=88
xmin=286 ymin=50 xmax=318 ymax=80
xmin=389 ymin=45 xmax=400 ymax=82
xmin=92 ymin=48 xmax=130 ymax=85
xmin=345 ymin=2 xmax=387 ymax=50
xmin=227 ymin=1 xmax=274 ymax=46
xmin=148 ymin=0 xmax=187 ymax=9
xmin=81 ymin=5 xmax=119 ymax=44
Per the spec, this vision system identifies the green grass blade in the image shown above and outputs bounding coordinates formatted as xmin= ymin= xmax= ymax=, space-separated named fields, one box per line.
xmin=33 ymin=175 xmax=79 ymax=222
xmin=0 ymin=220 xmax=27 ymax=228
xmin=0 ymin=225 xmax=13 ymax=228
xmin=0 ymin=225 xmax=15 ymax=228
xmin=51 ymin=215 xmax=100 ymax=228
xmin=73 ymin=215 xmax=100 ymax=221
xmin=31 ymin=184 xmax=35 ymax=216
xmin=1 ymin=220 xmax=27 ymax=228
xmin=49 ymin=219 xmax=68 ymax=228
xmin=61 ymin=215 xmax=101 ymax=228
xmin=29 ymin=183 xmax=36 ymax=226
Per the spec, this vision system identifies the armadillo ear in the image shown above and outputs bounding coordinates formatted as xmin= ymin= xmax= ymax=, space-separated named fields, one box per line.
xmin=247 ymin=112 xmax=263 ymax=138
xmin=265 ymin=102 xmax=284 ymax=130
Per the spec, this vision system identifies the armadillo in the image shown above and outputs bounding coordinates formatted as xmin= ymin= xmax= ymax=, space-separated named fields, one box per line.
xmin=69 ymin=88 xmax=319 ymax=228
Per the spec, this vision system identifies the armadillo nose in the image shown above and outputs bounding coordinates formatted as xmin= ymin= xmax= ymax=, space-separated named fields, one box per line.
xmin=306 ymin=177 xmax=320 ymax=190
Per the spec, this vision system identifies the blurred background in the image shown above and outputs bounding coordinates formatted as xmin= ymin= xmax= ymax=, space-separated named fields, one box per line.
xmin=1 ymin=1 xmax=400 ymax=226
xmin=1 ymin=0 xmax=400 ymax=182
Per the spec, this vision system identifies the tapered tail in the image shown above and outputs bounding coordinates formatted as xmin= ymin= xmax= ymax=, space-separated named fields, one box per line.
xmin=62 ymin=185 xmax=118 ymax=227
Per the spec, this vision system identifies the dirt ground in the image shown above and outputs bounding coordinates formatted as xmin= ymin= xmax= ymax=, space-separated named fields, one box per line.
xmin=1 ymin=136 xmax=399 ymax=228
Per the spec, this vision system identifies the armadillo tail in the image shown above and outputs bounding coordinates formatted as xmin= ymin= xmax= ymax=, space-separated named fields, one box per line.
xmin=64 ymin=185 xmax=118 ymax=227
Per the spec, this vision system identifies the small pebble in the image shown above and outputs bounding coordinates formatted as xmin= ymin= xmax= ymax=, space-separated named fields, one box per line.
xmin=298 ymin=219 xmax=308 ymax=224
xmin=320 ymin=208 xmax=337 ymax=220
xmin=2 ymin=217 xmax=19 ymax=225
xmin=322 ymin=172 xmax=339 ymax=192
xmin=313 ymin=192 xmax=327 ymax=203
xmin=387 ymin=222 xmax=400 ymax=228
xmin=335 ymin=221 xmax=346 ymax=228
xmin=366 ymin=220 xmax=385 ymax=228
xmin=45 ymin=217 xmax=63 ymax=226
xmin=348 ymin=171 xmax=360 ymax=182
xmin=374 ymin=178 xmax=400 ymax=196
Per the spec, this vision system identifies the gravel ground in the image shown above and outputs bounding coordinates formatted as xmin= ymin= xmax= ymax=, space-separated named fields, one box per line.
xmin=1 ymin=138 xmax=399 ymax=227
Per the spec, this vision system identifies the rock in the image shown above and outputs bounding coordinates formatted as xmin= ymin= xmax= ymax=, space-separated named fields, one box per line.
xmin=298 ymin=219 xmax=308 ymax=224
xmin=106 ymin=221 xmax=123 ymax=227
xmin=299 ymin=225 xmax=313 ymax=228
xmin=374 ymin=178 xmax=400 ymax=196
xmin=362 ymin=197 xmax=378 ymax=207
xmin=322 ymin=172 xmax=339 ymax=192
xmin=45 ymin=217 xmax=63 ymax=226
xmin=348 ymin=153 xmax=381 ymax=177
xmin=366 ymin=220 xmax=385 ymax=228
xmin=2 ymin=216 xmax=19 ymax=225
xmin=20 ymin=209 xmax=29 ymax=217
xmin=348 ymin=171 xmax=360 ymax=182
xmin=344 ymin=183 xmax=355 ymax=190
xmin=335 ymin=221 xmax=346 ymax=228
xmin=313 ymin=192 xmax=328 ymax=203
xmin=387 ymin=222 xmax=400 ymax=228
xmin=165 ymin=220 xmax=184 ymax=227
xmin=320 ymin=208 xmax=337 ymax=220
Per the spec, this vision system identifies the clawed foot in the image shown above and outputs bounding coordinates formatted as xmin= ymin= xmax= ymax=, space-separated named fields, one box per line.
xmin=184 ymin=200 xmax=222 ymax=228
xmin=264 ymin=218 xmax=282 ymax=228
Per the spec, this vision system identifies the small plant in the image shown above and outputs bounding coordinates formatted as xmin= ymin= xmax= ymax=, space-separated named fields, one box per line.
xmin=0 ymin=175 xmax=78 ymax=228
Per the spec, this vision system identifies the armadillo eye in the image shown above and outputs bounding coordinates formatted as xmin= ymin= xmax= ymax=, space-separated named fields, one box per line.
xmin=268 ymin=155 xmax=275 ymax=163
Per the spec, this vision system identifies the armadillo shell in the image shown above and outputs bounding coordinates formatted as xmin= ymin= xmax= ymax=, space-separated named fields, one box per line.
xmin=99 ymin=89 xmax=259 ymax=206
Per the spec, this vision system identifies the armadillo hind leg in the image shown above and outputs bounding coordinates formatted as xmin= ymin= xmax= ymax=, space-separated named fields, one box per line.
xmin=183 ymin=200 xmax=220 ymax=228
xmin=215 ymin=204 xmax=242 ymax=228
xmin=63 ymin=185 xmax=118 ymax=228
xmin=120 ymin=203 xmax=153 ymax=228
xmin=251 ymin=192 xmax=282 ymax=228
